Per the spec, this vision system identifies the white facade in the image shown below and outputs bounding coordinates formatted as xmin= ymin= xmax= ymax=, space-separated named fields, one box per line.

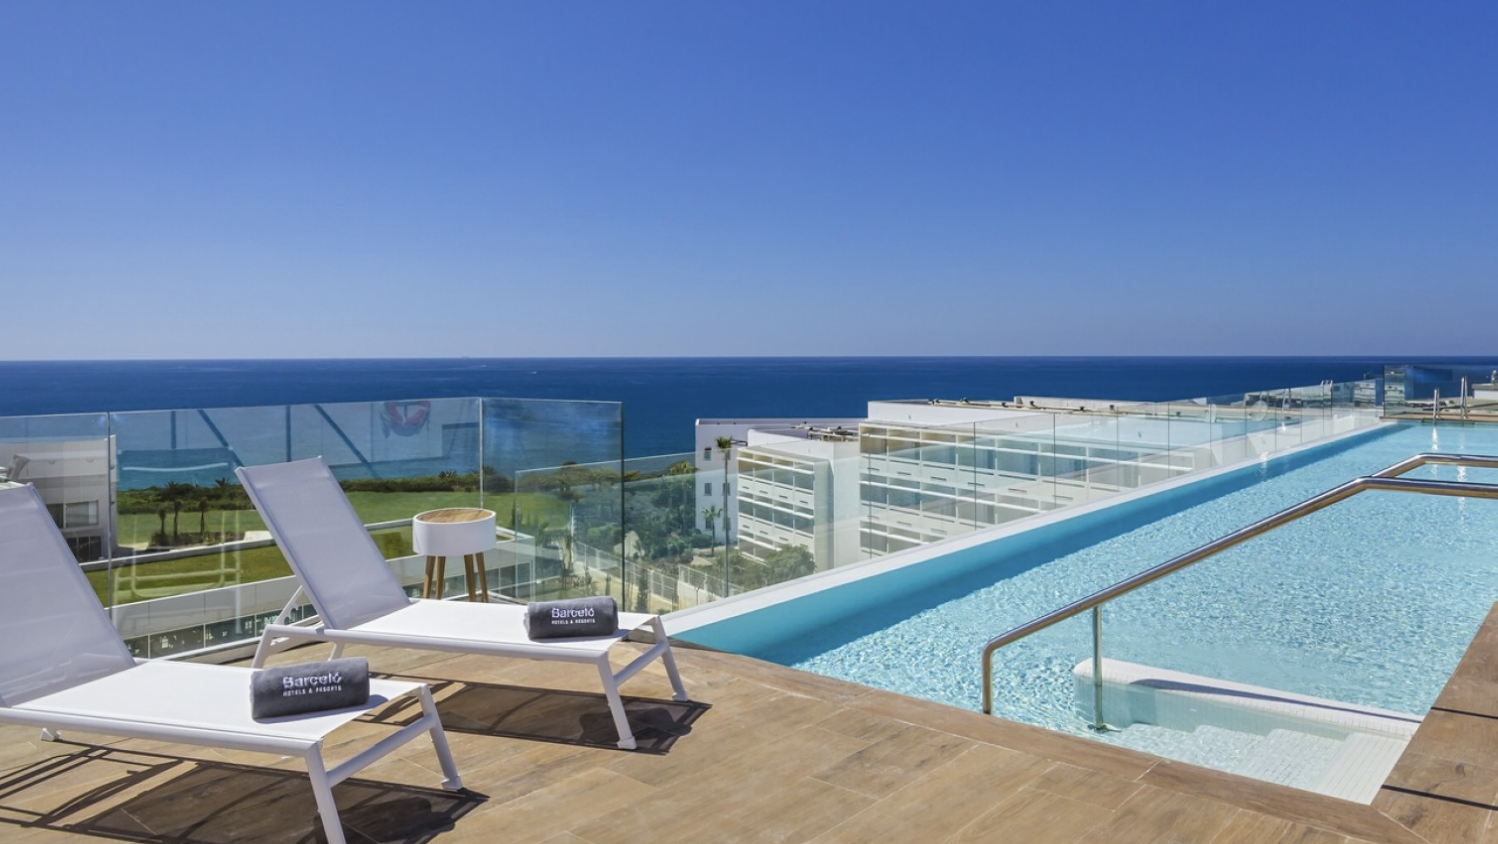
xmin=858 ymin=402 xmax=1206 ymax=556
xmin=694 ymin=393 xmax=1387 ymax=579
xmin=735 ymin=429 xmax=863 ymax=570
xmin=693 ymin=418 xmax=858 ymax=544
xmin=0 ymin=438 xmax=116 ymax=561
xmin=699 ymin=399 xmax=1255 ymax=571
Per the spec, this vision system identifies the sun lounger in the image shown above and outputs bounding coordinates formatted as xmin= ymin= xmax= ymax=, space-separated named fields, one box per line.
xmin=237 ymin=456 xmax=689 ymax=749
xmin=0 ymin=485 xmax=463 ymax=844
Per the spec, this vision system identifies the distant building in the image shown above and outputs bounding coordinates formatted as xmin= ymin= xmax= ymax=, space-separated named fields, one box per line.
xmin=734 ymin=424 xmax=862 ymax=571
xmin=0 ymin=438 xmax=116 ymax=561
xmin=692 ymin=418 xmax=857 ymax=547
xmin=699 ymin=396 xmax=1247 ymax=572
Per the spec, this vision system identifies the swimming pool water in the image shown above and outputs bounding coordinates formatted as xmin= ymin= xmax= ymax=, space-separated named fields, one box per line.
xmin=734 ymin=423 xmax=1498 ymax=742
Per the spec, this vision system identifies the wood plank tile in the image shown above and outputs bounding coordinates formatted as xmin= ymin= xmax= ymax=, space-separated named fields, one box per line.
xmin=1372 ymin=787 xmax=1493 ymax=844
xmin=680 ymin=648 xmax=874 ymax=704
xmin=1379 ymin=749 xmax=1498 ymax=809
xmin=456 ymin=769 xmax=654 ymax=844
xmin=607 ymin=707 xmax=868 ymax=790
xmin=1142 ymin=760 xmax=1428 ymax=844
xmin=0 ymin=745 xmax=186 ymax=823
xmin=1077 ymin=786 xmax=1239 ymax=844
xmin=1402 ymin=709 xmax=1498 ymax=767
xmin=1430 ymin=675 xmax=1498 ymax=720
xmin=808 ymin=743 xmax=1055 ymax=843
xmin=1030 ymin=761 xmax=1145 ymax=811
xmin=451 ymin=742 xmax=608 ymax=807
xmin=813 ymin=707 xmax=913 ymax=743
xmin=811 ymin=723 xmax=972 ymax=798
xmin=943 ymin=788 xmax=1111 ymax=844
xmin=1206 ymin=811 xmax=1364 ymax=844
xmin=1448 ymin=618 xmax=1498 ymax=681
xmin=571 ymin=774 xmax=873 ymax=844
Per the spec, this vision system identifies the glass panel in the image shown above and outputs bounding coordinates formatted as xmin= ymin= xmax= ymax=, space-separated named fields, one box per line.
xmin=607 ymin=453 xmax=707 ymax=610
xmin=0 ymin=413 xmax=112 ymax=565
xmin=0 ymin=396 xmax=620 ymax=656
xmin=1384 ymin=363 xmax=1498 ymax=422
xmin=483 ymin=398 xmax=622 ymax=601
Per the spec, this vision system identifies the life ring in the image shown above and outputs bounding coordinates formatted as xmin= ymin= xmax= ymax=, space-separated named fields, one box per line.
xmin=382 ymin=400 xmax=431 ymax=437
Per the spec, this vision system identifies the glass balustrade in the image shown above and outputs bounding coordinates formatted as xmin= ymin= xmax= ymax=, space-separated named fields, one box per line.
xmin=0 ymin=377 xmax=1392 ymax=656
xmin=1384 ymin=363 xmax=1498 ymax=421
xmin=0 ymin=397 xmax=620 ymax=658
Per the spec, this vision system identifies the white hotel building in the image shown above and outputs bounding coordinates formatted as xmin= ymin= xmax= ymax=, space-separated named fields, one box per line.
xmin=698 ymin=396 xmax=1295 ymax=574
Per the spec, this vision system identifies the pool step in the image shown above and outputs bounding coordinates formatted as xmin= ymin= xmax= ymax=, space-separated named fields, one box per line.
xmin=1075 ymin=658 xmax=1417 ymax=803
xmin=1233 ymin=728 xmax=1342 ymax=794
xmin=1312 ymin=731 xmax=1409 ymax=802
xmin=1115 ymin=722 xmax=1403 ymax=803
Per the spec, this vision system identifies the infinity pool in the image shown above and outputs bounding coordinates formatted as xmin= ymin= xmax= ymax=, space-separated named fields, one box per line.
xmin=678 ymin=422 xmax=1498 ymax=744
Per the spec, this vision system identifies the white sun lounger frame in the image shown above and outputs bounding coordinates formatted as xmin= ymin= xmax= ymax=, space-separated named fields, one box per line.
xmin=238 ymin=456 xmax=688 ymax=749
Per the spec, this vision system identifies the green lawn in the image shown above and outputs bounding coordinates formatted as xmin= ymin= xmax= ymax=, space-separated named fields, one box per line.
xmin=95 ymin=490 xmax=572 ymax=607
xmin=114 ymin=491 xmax=569 ymax=546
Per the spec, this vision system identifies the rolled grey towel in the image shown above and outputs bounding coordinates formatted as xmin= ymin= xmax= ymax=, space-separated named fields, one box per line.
xmin=251 ymin=657 xmax=370 ymax=720
xmin=524 ymin=596 xmax=619 ymax=640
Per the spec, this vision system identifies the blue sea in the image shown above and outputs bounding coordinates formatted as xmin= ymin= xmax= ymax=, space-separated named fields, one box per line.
xmin=0 ymin=356 xmax=1469 ymax=458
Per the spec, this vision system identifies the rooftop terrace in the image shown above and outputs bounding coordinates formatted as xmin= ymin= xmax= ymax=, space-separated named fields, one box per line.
xmin=5 ymin=608 xmax=1497 ymax=844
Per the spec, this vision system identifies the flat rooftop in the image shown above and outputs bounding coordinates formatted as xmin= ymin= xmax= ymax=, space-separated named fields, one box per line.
xmin=4 ymin=609 xmax=1497 ymax=844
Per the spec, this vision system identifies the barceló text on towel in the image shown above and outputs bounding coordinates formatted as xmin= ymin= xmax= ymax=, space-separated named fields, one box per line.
xmin=251 ymin=657 xmax=371 ymax=719
xmin=525 ymin=596 xmax=619 ymax=639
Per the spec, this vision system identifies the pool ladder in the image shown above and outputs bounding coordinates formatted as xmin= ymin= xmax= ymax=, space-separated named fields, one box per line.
xmin=980 ymin=452 xmax=1498 ymax=730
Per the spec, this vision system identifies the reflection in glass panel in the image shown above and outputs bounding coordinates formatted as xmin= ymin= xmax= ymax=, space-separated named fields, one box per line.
xmin=0 ymin=413 xmax=112 ymax=564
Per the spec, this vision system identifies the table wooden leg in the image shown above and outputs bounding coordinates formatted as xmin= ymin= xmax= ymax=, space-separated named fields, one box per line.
xmin=434 ymin=556 xmax=446 ymax=600
xmin=475 ymin=551 xmax=489 ymax=602
xmin=423 ymin=556 xmax=436 ymax=599
xmin=463 ymin=554 xmax=477 ymax=602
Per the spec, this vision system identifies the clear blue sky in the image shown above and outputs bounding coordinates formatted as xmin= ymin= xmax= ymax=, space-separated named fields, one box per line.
xmin=3 ymin=2 xmax=1494 ymax=359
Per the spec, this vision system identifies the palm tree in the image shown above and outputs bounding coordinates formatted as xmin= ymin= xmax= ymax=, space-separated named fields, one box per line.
xmin=557 ymin=490 xmax=582 ymax=581
xmin=714 ymin=436 xmax=737 ymax=589
xmin=701 ymin=504 xmax=721 ymax=557
xmin=158 ymin=482 xmax=196 ymax=541
xmin=715 ymin=436 xmax=735 ymax=543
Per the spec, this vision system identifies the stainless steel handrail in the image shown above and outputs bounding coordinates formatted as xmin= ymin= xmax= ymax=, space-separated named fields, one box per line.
xmin=980 ymin=452 xmax=1498 ymax=721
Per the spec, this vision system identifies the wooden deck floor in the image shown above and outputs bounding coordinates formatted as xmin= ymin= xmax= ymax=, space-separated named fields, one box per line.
xmin=5 ymin=607 xmax=1498 ymax=844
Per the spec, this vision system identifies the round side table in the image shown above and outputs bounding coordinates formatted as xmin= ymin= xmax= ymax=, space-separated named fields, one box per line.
xmin=412 ymin=508 xmax=497 ymax=602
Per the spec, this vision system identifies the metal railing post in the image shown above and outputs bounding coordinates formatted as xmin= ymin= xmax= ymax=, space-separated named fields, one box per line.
xmin=1091 ymin=605 xmax=1105 ymax=732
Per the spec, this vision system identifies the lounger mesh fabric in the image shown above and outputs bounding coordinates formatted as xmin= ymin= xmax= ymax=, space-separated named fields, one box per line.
xmin=0 ymin=489 xmax=136 ymax=706
xmin=231 ymin=456 xmax=411 ymax=630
